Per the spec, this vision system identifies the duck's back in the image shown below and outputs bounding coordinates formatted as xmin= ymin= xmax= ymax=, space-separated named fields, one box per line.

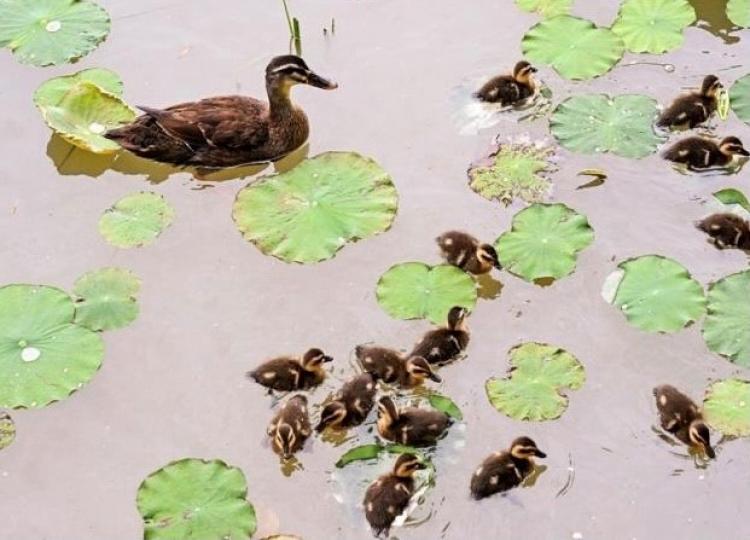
xmin=364 ymin=475 xmax=413 ymax=534
xmin=470 ymin=452 xmax=524 ymax=498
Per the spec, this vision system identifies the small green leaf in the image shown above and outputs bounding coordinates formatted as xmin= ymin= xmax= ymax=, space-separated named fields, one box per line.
xmin=702 ymin=270 xmax=750 ymax=366
xmin=73 ymin=267 xmax=141 ymax=332
xmin=0 ymin=411 xmax=15 ymax=451
xmin=515 ymin=0 xmax=573 ymax=18
xmin=427 ymin=394 xmax=463 ymax=420
xmin=717 ymin=87 xmax=731 ymax=120
xmin=335 ymin=444 xmax=384 ymax=468
xmin=727 ymin=0 xmax=750 ymax=27
xmin=99 ymin=192 xmax=175 ymax=248
xmin=730 ymin=73 xmax=750 ymax=124
xmin=713 ymin=188 xmax=750 ymax=212
xmin=703 ymin=378 xmax=750 ymax=437
xmin=611 ymin=0 xmax=696 ymax=54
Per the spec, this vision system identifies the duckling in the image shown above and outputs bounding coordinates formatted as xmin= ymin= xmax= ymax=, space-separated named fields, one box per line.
xmin=356 ymin=345 xmax=442 ymax=388
xmin=410 ymin=306 xmax=470 ymax=365
xmin=475 ymin=61 xmax=538 ymax=106
xmin=436 ymin=231 xmax=502 ymax=275
xmin=697 ymin=213 xmax=750 ymax=250
xmin=656 ymin=74 xmax=723 ymax=129
xmin=105 ymin=55 xmax=337 ymax=168
xmin=315 ymin=373 xmax=378 ymax=432
xmin=653 ymin=385 xmax=715 ymax=459
xmin=248 ymin=348 xmax=333 ymax=392
xmin=267 ymin=394 xmax=311 ymax=459
xmin=377 ymin=396 xmax=451 ymax=446
xmin=470 ymin=436 xmax=546 ymax=499
xmin=663 ymin=135 xmax=749 ymax=169
xmin=363 ymin=453 xmax=427 ymax=537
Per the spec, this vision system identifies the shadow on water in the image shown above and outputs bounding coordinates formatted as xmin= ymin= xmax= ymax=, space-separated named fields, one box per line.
xmin=688 ymin=0 xmax=742 ymax=45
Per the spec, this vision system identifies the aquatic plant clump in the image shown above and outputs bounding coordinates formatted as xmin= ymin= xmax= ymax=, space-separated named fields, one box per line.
xmin=730 ymin=73 xmax=750 ymax=125
xmin=612 ymin=0 xmax=697 ymax=54
xmin=0 ymin=411 xmax=15 ymax=451
xmin=98 ymin=192 xmax=175 ymax=248
xmin=702 ymin=270 xmax=750 ymax=367
xmin=727 ymin=0 xmax=750 ymax=27
xmin=73 ymin=267 xmax=141 ymax=332
xmin=515 ymin=0 xmax=573 ymax=18
xmin=703 ymin=378 xmax=750 ymax=437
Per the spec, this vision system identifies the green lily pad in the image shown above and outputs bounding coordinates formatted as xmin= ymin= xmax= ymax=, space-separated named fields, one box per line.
xmin=0 ymin=284 xmax=104 ymax=409
xmin=612 ymin=0 xmax=697 ymax=54
xmin=485 ymin=342 xmax=585 ymax=421
xmin=604 ymin=255 xmax=706 ymax=333
xmin=713 ymin=188 xmax=750 ymax=212
xmin=521 ymin=15 xmax=624 ymax=80
xmin=233 ymin=152 xmax=398 ymax=264
xmin=0 ymin=0 xmax=110 ymax=67
xmin=550 ymin=94 xmax=664 ymax=158
xmin=73 ymin=267 xmax=141 ymax=332
xmin=375 ymin=262 xmax=477 ymax=324
xmin=335 ymin=444 xmax=384 ymax=468
xmin=494 ymin=203 xmax=594 ymax=283
xmin=703 ymin=379 xmax=750 ymax=437
xmin=427 ymin=393 xmax=463 ymax=420
xmin=0 ymin=411 xmax=15 ymax=451
xmin=516 ymin=0 xmax=572 ymax=18
xmin=702 ymin=270 xmax=750 ymax=366
xmin=727 ymin=0 xmax=750 ymax=27
xmin=730 ymin=73 xmax=750 ymax=124
xmin=137 ymin=458 xmax=257 ymax=540
xmin=99 ymin=192 xmax=175 ymax=248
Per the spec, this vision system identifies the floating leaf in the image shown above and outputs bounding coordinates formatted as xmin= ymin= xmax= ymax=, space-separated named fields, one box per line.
xmin=335 ymin=444 xmax=384 ymax=468
xmin=427 ymin=394 xmax=463 ymax=420
xmin=713 ymin=188 xmax=750 ymax=212
xmin=515 ymin=0 xmax=572 ymax=17
xmin=612 ymin=0 xmax=697 ymax=54
xmin=0 ymin=411 xmax=15 ymax=451
xmin=137 ymin=458 xmax=257 ymax=540
xmin=576 ymin=169 xmax=608 ymax=190
xmin=702 ymin=270 xmax=750 ymax=366
xmin=376 ymin=262 xmax=477 ymax=324
xmin=730 ymin=73 xmax=750 ymax=125
xmin=0 ymin=284 xmax=104 ymax=409
xmin=521 ymin=15 xmax=624 ymax=80
xmin=0 ymin=0 xmax=110 ymax=67
xmin=73 ymin=267 xmax=141 ymax=332
xmin=717 ymin=87 xmax=731 ymax=120
xmin=550 ymin=94 xmax=664 ymax=158
xmin=99 ymin=192 xmax=175 ymax=248
xmin=495 ymin=203 xmax=594 ymax=283
xmin=727 ymin=0 xmax=750 ymax=27
xmin=485 ymin=342 xmax=585 ymax=421
xmin=703 ymin=379 xmax=750 ymax=437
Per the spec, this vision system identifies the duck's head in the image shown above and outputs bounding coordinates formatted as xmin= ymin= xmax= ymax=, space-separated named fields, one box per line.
xmin=377 ymin=396 xmax=400 ymax=423
xmin=302 ymin=348 xmax=333 ymax=371
xmin=393 ymin=453 xmax=427 ymax=478
xmin=701 ymin=74 xmax=722 ymax=98
xmin=266 ymin=55 xmax=338 ymax=93
xmin=513 ymin=61 xmax=538 ymax=84
xmin=274 ymin=422 xmax=297 ymax=459
xmin=689 ymin=421 xmax=715 ymax=459
xmin=405 ymin=356 xmax=442 ymax=383
xmin=316 ymin=401 xmax=347 ymax=432
xmin=510 ymin=436 xmax=547 ymax=460
xmin=719 ymin=136 xmax=750 ymax=157
xmin=478 ymin=244 xmax=502 ymax=270
xmin=446 ymin=306 xmax=469 ymax=331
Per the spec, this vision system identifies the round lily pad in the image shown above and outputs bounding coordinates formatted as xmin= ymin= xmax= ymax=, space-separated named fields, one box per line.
xmin=702 ymin=270 xmax=750 ymax=366
xmin=0 ymin=284 xmax=104 ymax=409
xmin=376 ymin=262 xmax=477 ymax=324
xmin=612 ymin=0 xmax=697 ymax=54
xmin=0 ymin=0 xmax=110 ymax=67
xmin=604 ymin=255 xmax=706 ymax=333
xmin=730 ymin=73 xmax=750 ymax=125
xmin=516 ymin=0 xmax=572 ymax=18
xmin=137 ymin=458 xmax=257 ymax=540
xmin=73 ymin=267 xmax=141 ymax=332
xmin=521 ymin=15 xmax=624 ymax=80
xmin=550 ymin=94 xmax=664 ymax=158
xmin=494 ymin=203 xmax=594 ymax=283
xmin=703 ymin=379 xmax=750 ymax=437
xmin=233 ymin=152 xmax=398 ymax=264
xmin=485 ymin=342 xmax=585 ymax=421
xmin=0 ymin=411 xmax=15 ymax=451
xmin=727 ymin=0 xmax=750 ymax=27
xmin=99 ymin=192 xmax=175 ymax=248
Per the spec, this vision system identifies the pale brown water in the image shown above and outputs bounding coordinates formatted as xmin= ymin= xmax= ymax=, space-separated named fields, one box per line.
xmin=1 ymin=1 xmax=749 ymax=539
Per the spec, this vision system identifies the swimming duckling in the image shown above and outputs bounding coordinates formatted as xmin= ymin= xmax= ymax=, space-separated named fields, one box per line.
xmin=363 ymin=453 xmax=427 ymax=537
xmin=436 ymin=231 xmax=502 ymax=275
xmin=470 ymin=436 xmax=546 ymax=499
xmin=356 ymin=345 xmax=442 ymax=388
xmin=696 ymin=213 xmax=750 ymax=250
xmin=315 ymin=373 xmax=378 ymax=432
xmin=663 ymin=136 xmax=749 ymax=169
xmin=377 ymin=396 xmax=451 ymax=446
xmin=410 ymin=306 xmax=470 ymax=365
xmin=475 ymin=61 xmax=538 ymax=106
xmin=656 ymin=74 xmax=723 ymax=129
xmin=653 ymin=385 xmax=715 ymax=459
xmin=248 ymin=348 xmax=333 ymax=392
xmin=267 ymin=395 xmax=311 ymax=459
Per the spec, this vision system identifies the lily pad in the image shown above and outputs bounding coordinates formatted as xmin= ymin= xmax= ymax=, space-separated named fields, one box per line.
xmin=0 ymin=0 xmax=110 ymax=67
xmin=727 ymin=0 xmax=750 ymax=27
xmin=604 ymin=255 xmax=706 ymax=333
xmin=713 ymin=188 xmax=750 ymax=213
xmin=550 ymin=94 xmax=664 ymax=158
xmin=485 ymin=342 xmax=585 ymax=421
xmin=375 ymin=262 xmax=477 ymax=324
xmin=730 ymin=73 xmax=750 ymax=124
xmin=703 ymin=379 xmax=750 ymax=437
xmin=612 ymin=0 xmax=697 ymax=54
xmin=0 ymin=411 xmax=15 ymax=451
xmin=702 ymin=270 xmax=750 ymax=366
xmin=99 ymin=192 xmax=175 ymax=248
xmin=335 ymin=444 xmax=384 ymax=468
xmin=427 ymin=393 xmax=463 ymax=420
xmin=516 ymin=0 xmax=572 ymax=18
xmin=0 ymin=284 xmax=104 ymax=409
xmin=137 ymin=458 xmax=257 ymax=540
xmin=233 ymin=152 xmax=398 ymax=264
xmin=521 ymin=15 xmax=624 ymax=80
xmin=73 ymin=267 xmax=141 ymax=332
xmin=494 ymin=203 xmax=594 ymax=283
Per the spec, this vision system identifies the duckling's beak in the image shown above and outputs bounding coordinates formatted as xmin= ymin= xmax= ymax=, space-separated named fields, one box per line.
xmin=322 ymin=355 xmax=334 ymax=363
xmin=530 ymin=67 xmax=538 ymax=73
xmin=533 ymin=448 xmax=547 ymax=458
xmin=428 ymin=371 xmax=442 ymax=383
xmin=414 ymin=461 xmax=428 ymax=470
xmin=737 ymin=147 xmax=750 ymax=157
xmin=704 ymin=444 xmax=716 ymax=459
xmin=306 ymin=71 xmax=338 ymax=90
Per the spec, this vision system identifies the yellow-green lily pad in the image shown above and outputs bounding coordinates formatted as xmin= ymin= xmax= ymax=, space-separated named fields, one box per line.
xmin=612 ymin=0 xmax=697 ymax=54
xmin=73 ymin=267 xmax=141 ymax=332
xmin=703 ymin=378 xmax=750 ymax=437
xmin=99 ymin=192 xmax=175 ymax=248
xmin=702 ymin=270 xmax=750 ymax=366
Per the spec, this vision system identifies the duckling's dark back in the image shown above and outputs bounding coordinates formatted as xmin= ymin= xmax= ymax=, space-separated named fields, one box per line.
xmin=654 ymin=384 xmax=700 ymax=434
xmin=470 ymin=451 xmax=527 ymax=499
xmin=697 ymin=213 xmax=750 ymax=250
xmin=411 ymin=328 xmax=469 ymax=365
xmin=356 ymin=345 xmax=403 ymax=383
xmin=363 ymin=473 xmax=414 ymax=535
xmin=338 ymin=373 xmax=378 ymax=424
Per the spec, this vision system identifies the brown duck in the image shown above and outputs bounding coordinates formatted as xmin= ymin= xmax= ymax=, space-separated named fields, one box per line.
xmin=356 ymin=345 xmax=441 ymax=388
xmin=696 ymin=213 xmax=750 ymax=250
xmin=248 ymin=348 xmax=333 ymax=392
xmin=663 ymin=136 xmax=749 ymax=169
xmin=475 ymin=61 xmax=537 ymax=105
xmin=654 ymin=385 xmax=715 ymax=459
xmin=470 ymin=436 xmax=546 ymax=499
xmin=656 ymin=74 xmax=723 ymax=129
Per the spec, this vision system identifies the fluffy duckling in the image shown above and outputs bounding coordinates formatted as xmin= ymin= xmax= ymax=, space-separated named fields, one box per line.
xmin=356 ymin=345 xmax=442 ymax=388
xmin=654 ymin=385 xmax=715 ymax=459
xmin=377 ymin=396 xmax=451 ymax=446
xmin=410 ymin=306 xmax=470 ymax=365
xmin=248 ymin=348 xmax=333 ymax=392
xmin=470 ymin=436 xmax=546 ymax=499
xmin=656 ymin=74 xmax=723 ymax=129
xmin=436 ymin=231 xmax=502 ymax=275
xmin=475 ymin=61 xmax=538 ymax=105
xmin=363 ymin=453 xmax=427 ymax=537
xmin=663 ymin=136 xmax=749 ymax=169
xmin=315 ymin=373 xmax=378 ymax=432
xmin=267 ymin=395 xmax=311 ymax=459
xmin=697 ymin=213 xmax=750 ymax=250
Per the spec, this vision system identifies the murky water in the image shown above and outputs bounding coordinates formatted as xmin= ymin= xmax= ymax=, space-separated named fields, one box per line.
xmin=1 ymin=0 xmax=749 ymax=539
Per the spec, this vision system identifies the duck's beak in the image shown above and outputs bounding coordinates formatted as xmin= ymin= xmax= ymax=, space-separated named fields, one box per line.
xmin=530 ymin=66 xmax=538 ymax=73
xmin=737 ymin=147 xmax=750 ymax=157
xmin=428 ymin=371 xmax=442 ymax=383
xmin=533 ymin=448 xmax=547 ymax=458
xmin=704 ymin=444 xmax=716 ymax=459
xmin=322 ymin=355 xmax=334 ymax=363
xmin=306 ymin=71 xmax=338 ymax=90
